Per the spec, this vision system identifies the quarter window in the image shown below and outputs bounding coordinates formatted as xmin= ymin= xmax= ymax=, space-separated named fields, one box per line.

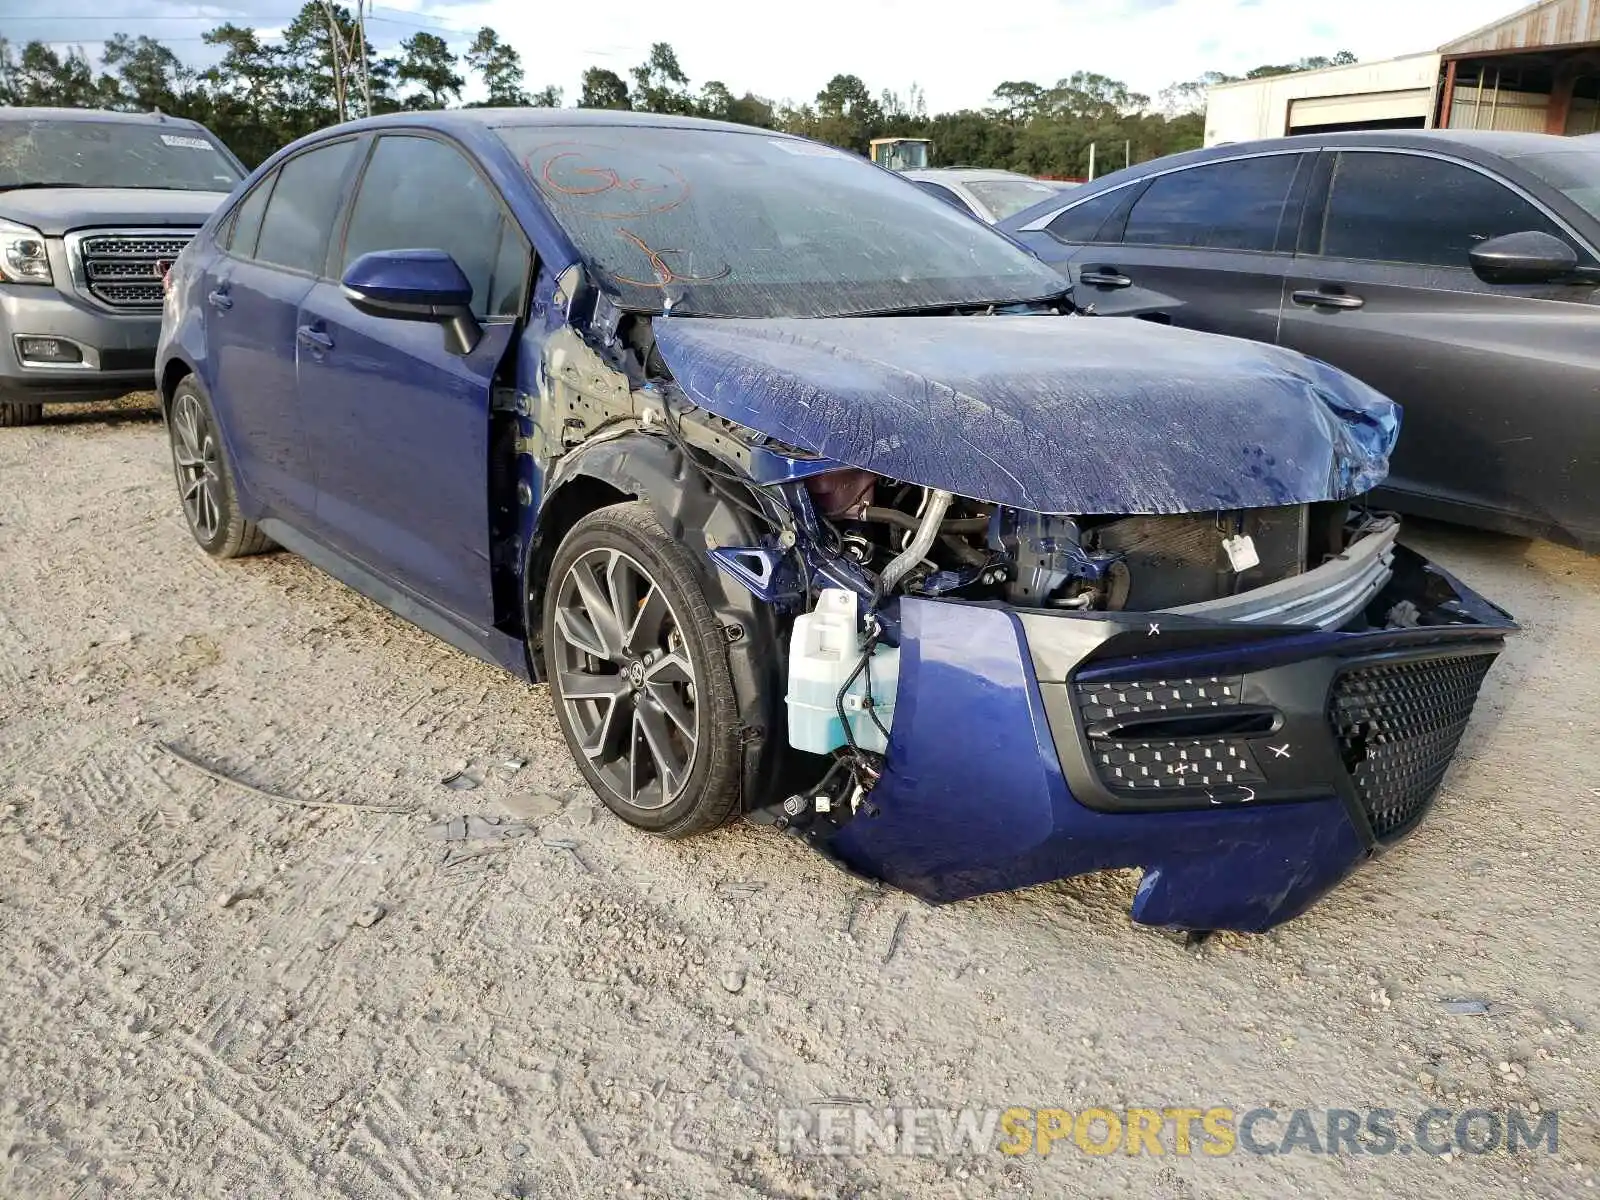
xmin=1317 ymin=151 xmax=1570 ymax=268
xmin=342 ymin=135 xmax=528 ymax=319
xmin=1046 ymin=186 xmax=1131 ymax=244
xmin=254 ymin=139 xmax=359 ymax=275
xmin=225 ymin=172 xmax=274 ymax=258
xmin=1123 ymin=155 xmax=1302 ymax=252
xmin=912 ymin=180 xmax=973 ymax=216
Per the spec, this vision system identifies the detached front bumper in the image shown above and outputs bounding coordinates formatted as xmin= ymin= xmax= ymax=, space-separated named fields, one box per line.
xmin=824 ymin=546 xmax=1513 ymax=933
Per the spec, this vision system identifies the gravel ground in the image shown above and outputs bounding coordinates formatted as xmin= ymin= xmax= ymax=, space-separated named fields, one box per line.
xmin=1 ymin=397 xmax=1596 ymax=1199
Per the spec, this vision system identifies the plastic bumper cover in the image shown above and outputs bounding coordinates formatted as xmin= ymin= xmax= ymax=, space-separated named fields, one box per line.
xmin=824 ymin=547 xmax=1513 ymax=932
xmin=0 ymin=285 xmax=160 ymax=401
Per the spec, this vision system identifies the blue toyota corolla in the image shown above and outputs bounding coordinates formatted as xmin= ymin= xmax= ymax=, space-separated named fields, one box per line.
xmin=157 ymin=110 xmax=1513 ymax=933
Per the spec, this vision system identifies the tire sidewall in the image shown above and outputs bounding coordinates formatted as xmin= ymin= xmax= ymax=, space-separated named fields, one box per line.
xmin=543 ymin=505 xmax=742 ymax=836
xmin=168 ymin=376 xmax=237 ymax=557
xmin=0 ymin=402 xmax=44 ymax=427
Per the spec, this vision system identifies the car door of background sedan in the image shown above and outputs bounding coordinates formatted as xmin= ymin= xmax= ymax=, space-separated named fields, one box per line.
xmin=293 ymin=132 xmax=530 ymax=630
xmin=1279 ymin=149 xmax=1600 ymax=547
xmin=1019 ymin=152 xmax=1311 ymax=348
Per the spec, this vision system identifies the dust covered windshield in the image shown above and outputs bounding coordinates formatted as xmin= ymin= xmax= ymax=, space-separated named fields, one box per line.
xmin=497 ymin=123 xmax=1066 ymax=318
xmin=1517 ymin=149 xmax=1600 ymax=223
xmin=965 ymin=177 xmax=1062 ymax=221
xmin=0 ymin=120 xmax=242 ymax=192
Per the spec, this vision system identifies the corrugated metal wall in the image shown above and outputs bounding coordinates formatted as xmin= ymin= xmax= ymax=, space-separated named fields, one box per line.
xmin=1447 ymin=83 xmax=1553 ymax=130
xmin=1443 ymin=0 xmax=1600 ymax=55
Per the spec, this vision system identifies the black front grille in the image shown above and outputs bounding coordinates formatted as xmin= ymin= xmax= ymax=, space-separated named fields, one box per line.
xmin=1328 ymin=653 xmax=1497 ymax=840
xmin=77 ymin=231 xmax=194 ymax=311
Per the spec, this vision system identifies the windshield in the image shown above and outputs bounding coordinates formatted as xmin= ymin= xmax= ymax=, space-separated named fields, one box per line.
xmin=1516 ymin=149 xmax=1600 ymax=222
xmin=0 ymin=120 xmax=241 ymax=192
xmin=497 ymin=125 xmax=1065 ymax=318
xmin=965 ymin=178 xmax=1063 ymax=222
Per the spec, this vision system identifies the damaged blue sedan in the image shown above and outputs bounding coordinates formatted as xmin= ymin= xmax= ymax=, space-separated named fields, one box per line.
xmin=157 ymin=110 xmax=1514 ymax=933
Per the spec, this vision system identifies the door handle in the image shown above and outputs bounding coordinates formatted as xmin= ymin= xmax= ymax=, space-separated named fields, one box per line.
xmin=207 ymin=289 xmax=232 ymax=311
xmin=1079 ymin=268 xmax=1133 ymax=289
xmin=296 ymin=325 xmax=334 ymax=351
xmin=1291 ymin=289 xmax=1365 ymax=310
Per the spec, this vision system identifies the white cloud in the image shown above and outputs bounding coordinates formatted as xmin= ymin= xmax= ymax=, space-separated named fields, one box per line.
xmin=421 ymin=0 xmax=1520 ymax=111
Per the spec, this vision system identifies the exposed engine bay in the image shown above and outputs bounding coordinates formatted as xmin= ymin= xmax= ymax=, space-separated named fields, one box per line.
xmin=802 ymin=467 xmax=1374 ymax=614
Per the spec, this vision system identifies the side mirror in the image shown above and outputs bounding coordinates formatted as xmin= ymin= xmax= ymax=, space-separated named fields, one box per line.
xmin=341 ymin=249 xmax=481 ymax=355
xmin=1469 ymin=230 xmax=1580 ymax=285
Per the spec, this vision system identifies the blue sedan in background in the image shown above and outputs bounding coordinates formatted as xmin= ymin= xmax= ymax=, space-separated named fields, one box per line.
xmin=157 ymin=110 xmax=1512 ymax=933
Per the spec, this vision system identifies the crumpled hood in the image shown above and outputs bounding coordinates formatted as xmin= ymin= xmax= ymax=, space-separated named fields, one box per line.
xmin=652 ymin=314 xmax=1400 ymax=514
xmin=0 ymin=188 xmax=228 ymax=236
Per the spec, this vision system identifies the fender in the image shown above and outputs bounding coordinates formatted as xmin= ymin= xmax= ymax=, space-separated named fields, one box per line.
xmin=527 ymin=429 xmax=797 ymax=813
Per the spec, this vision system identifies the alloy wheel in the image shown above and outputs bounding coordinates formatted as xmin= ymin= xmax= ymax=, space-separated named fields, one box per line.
xmin=550 ymin=547 xmax=699 ymax=811
xmin=171 ymin=390 xmax=222 ymax=543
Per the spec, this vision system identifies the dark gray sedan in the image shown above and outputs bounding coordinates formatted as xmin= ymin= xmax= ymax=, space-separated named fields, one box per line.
xmin=1001 ymin=131 xmax=1600 ymax=552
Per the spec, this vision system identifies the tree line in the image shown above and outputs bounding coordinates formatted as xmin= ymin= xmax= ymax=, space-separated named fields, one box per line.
xmin=0 ymin=12 xmax=1352 ymax=175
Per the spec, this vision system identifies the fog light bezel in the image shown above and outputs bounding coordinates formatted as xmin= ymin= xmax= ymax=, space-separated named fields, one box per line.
xmin=14 ymin=334 xmax=89 ymax=368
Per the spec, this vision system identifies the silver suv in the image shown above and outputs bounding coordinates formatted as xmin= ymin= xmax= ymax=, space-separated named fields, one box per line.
xmin=0 ymin=107 xmax=244 ymax=426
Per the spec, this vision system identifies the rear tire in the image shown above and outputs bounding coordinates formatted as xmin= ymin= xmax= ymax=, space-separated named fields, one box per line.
xmin=0 ymin=403 xmax=44 ymax=427
xmin=167 ymin=375 xmax=274 ymax=559
xmin=543 ymin=502 xmax=745 ymax=838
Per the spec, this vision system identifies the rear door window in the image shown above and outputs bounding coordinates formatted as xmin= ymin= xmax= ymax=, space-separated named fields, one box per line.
xmin=254 ymin=139 xmax=360 ymax=276
xmin=341 ymin=134 xmax=528 ymax=319
xmin=1315 ymin=150 xmax=1573 ymax=267
xmin=1123 ymin=155 xmax=1302 ymax=252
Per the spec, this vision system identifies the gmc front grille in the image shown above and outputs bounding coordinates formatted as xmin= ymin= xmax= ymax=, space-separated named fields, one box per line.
xmin=75 ymin=231 xmax=195 ymax=311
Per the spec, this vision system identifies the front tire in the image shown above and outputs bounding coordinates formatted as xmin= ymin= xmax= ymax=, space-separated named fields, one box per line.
xmin=543 ymin=502 xmax=744 ymax=838
xmin=0 ymin=403 xmax=44 ymax=427
xmin=167 ymin=376 xmax=274 ymax=559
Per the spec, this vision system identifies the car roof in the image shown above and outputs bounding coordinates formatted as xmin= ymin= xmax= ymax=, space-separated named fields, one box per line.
xmin=1086 ymin=129 xmax=1585 ymax=187
xmin=902 ymin=167 xmax=1041 ymax=184
xmin=327 ymin=107 xmax=802 ymax=140
xmin=998 ymin=128 xmax=1596 ymax=230
xmin=0 ymin=106 xmax=208 ymax=128
xmin=1205 ymin=128 xmax=1580 ymax=161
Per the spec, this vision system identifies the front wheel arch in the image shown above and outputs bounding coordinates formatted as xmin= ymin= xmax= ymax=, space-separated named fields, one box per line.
xmin=158 ymin=357 xmax=196 ymax=420
xmin=544 ymin=502 xmax=745 ymax=836
xmin=524 ymin=432 xmax=795 ymax=813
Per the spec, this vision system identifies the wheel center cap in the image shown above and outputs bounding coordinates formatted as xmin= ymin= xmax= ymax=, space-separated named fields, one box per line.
xmin=627 ymin=661 xmax=646 ymax=688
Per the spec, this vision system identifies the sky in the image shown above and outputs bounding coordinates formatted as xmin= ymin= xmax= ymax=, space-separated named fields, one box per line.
xmin=0 ymin=0 xmax=1524 ymax=111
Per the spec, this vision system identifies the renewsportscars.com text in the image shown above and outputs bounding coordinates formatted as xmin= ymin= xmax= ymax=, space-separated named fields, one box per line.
xmin=776 ymin=1104 xmax=1559 ymax=1158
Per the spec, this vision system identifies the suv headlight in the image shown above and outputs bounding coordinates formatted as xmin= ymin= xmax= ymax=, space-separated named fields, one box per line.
xmin=0 ymin=219 xmax=52 ymax=284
